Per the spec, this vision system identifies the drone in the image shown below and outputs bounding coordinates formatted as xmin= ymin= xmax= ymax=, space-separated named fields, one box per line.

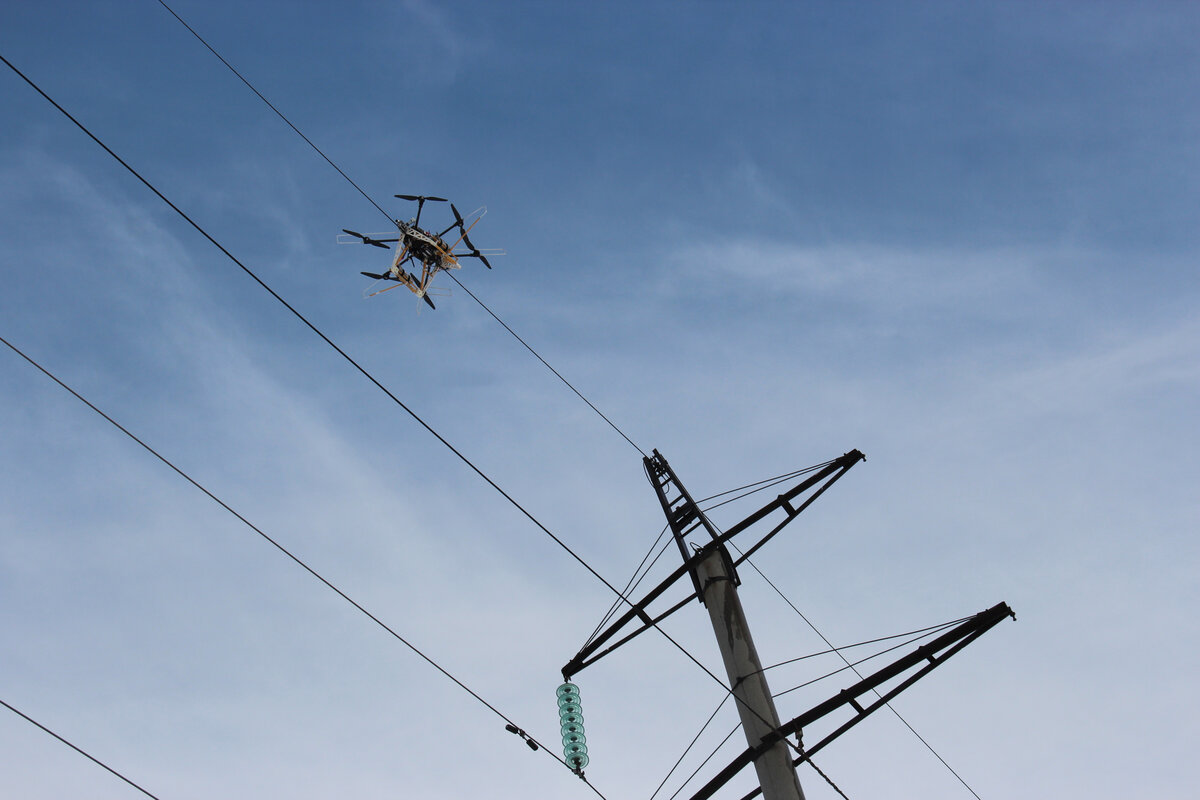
xmin=341 ymin=194 xmax=501 ymax=309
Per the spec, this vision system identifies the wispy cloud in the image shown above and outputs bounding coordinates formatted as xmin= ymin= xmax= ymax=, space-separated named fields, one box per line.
xmin=662 ymin=238 xmax=1047 ymax=313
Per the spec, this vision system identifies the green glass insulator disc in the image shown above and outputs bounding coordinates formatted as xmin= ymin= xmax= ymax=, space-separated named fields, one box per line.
xmin=560 ymin=710 xmax=584 ymax=726
xmin=563 ymin=732 xmax=586 ymax=748
xmin=557 ymin=694 xmax=583 ymax=711
xmin=564 ymin=740 xmax=588 ymax=757
xmin=556 ymin=683 xmax=580 ymax=700
xmin=558 ymin=700 xmax=583 ymax=716
xmin=561 ymin=720 xmax=583 ymax=736
xmin=567 ymin=752 xmax=590 ymax=770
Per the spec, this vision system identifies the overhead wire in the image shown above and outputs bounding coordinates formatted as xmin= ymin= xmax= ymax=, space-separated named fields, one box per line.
xmin=11 ymin=9 xmax=972 ymax=795
xmin=0 ymin=697 xmax=163 ymax=800
xmin=730 ymin=540 xmax=986 ymax=798
xmin=585 ymin=460 xmax=835 ymax=654
xmin=0 ymin=48 xmax=627 ymax=631
xmin=82 ymin=10 xmax=825 ymax=754
xmin=0 ymin=49 xmax=712 ymax=792
xmin=153 ymin=0 xmax=393 ymax=225
xmin=588 ymin=461 xmax=872 ymax=798
xmin=649 ymin=693 xmax=729 ymax=800
xmin=666 ymin=721 xmax=743 ymax=800
xmin=155 ymin=0 xmax=647 ymax=460
xmin=649 ymin=616 xmax=964 ymax=800
xmin=659 ymin=614 xmax=966 ymax=800
xmin=0 ymin=333 xmax=607 ymax=798
xmin=446 ymin=273 xmax=646 ymax=457
xmin=700 ymin=473 xmax=989 ymax=800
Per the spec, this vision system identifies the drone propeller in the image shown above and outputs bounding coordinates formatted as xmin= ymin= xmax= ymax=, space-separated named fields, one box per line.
xmin=456 ymin=253 xmax=493 ymax=268
xmin=396 ymin=194 xmax=446 ymax=226
xmin=360 ymin=271 xmax=393 ymax=281
xmin=342 ymin=229 xmax=392 ymax=249
xmin=442 ymin=203 xmax=492 ymax=268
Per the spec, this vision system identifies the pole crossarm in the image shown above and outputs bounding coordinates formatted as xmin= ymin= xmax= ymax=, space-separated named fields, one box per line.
xmin=686 ymin=602 xmax=1016 ymax=800
xmin=562 ymin=450 xmax=865 ymax=681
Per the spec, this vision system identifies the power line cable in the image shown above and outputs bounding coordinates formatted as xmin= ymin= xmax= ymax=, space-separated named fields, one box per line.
xmin=651 ymin=617 xmax=965 ymax=800
xmin=666 ymin=719 xmax=742 ymax=800
xmin=0 ymin=50 xmax=725 ymax=781
xmin=0 ymin=333 xmax=606 ymax=798
xmin=731 ymin=540 xmax=986 ymax=799
xmin=650 ymin=693 xmax=729 ymax=800
xmin=140 ymin=16 xmax=972 ymax=799
xmin=588 ymin=461 xmax=837 ymax=653
xmin=156 ymin=0 xmax=647 ymax=459
xmin=153 ymin=0 xmax=393 ymax=225
xmin=446 ymin=272 xmax=646 ymax=456
xmin=130 ymin=13 xmax=825 ymax=761
xmin=659 ymin=617 xmax=975 ymax=800
xmin=0 ymin=48 xmax=625 ymax=626
xmin=0 ymin=697 xmax=163 ymax=800
xmin=5 ymin=39 xmax=849 ymax=799
xmin=696 ymin=472 xmax=987 ymax=800
xmin=795 ymin=734 xmax=852 ymax=800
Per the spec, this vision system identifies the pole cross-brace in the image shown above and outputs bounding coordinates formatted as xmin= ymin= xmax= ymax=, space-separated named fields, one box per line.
xmin=646 ymin=449 xmax=734 ymax=597
xmin=562 ymin=450 xmax=865 ymax=681
xmin=687 ymin=602 xmax=1016 ymax=800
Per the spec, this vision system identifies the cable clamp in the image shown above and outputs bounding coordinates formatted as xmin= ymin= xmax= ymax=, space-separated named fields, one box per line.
xmin=504 ymin=723 xmax=540 ymax=751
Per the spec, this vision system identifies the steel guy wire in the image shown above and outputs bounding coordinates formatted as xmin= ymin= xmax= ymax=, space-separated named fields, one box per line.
xmin=771 ymin=623 xmax=957 ymax=701
xmin=698 ymin=461 xmax=835 ymax=511
xmin=755 ymin=616 xmax=972 ymax=675
xmin=583 ymin=525 xmax=672 ymax=652
xmin=0 ymin=698 xmax=163 ymax=800
xmin=0 ymin=333 xmax=607 ymax=798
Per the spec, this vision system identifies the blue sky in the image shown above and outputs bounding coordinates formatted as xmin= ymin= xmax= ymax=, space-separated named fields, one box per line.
xmin=2 ymin=1 xmax=1197 ymax=798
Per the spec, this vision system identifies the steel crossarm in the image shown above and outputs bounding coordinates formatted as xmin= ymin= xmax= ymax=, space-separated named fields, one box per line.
xmin=718 ymin=450 xmax=865 ymax=566
xmin=686 ymin=602 xmax=1015 ymax=800
xmin=562 ymin=450 xmax=865 ymax=681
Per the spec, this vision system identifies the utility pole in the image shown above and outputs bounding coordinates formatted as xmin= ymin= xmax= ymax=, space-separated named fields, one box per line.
xmin=561 ymin=447 xmax=1012 ymax=800
xmin=646 ymin=451 xmax=805 ymax=800
xmin=695 ymin=547 xmax=806 ymax=800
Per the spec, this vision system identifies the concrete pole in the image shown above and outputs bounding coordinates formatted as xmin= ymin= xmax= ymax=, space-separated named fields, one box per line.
xmin=695 ymin=550 xmax=806 ymax=800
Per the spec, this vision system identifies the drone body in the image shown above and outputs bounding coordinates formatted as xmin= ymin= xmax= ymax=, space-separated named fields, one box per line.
xmin=341 ymin=195 xmax=499 ymax=309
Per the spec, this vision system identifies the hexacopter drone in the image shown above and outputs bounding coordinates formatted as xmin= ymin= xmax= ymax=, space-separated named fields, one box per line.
xmin=341 ymin=194 xmax=501 ymax=309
